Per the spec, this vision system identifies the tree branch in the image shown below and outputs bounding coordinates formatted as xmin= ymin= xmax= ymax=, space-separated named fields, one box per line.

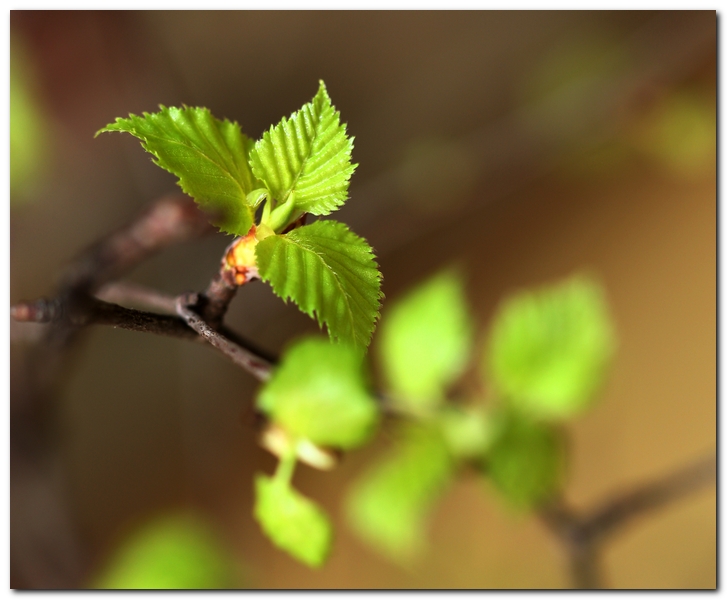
xmin=175 ymin=292 xmax=273 ymax=382
xmin=11 ymin=193 xmax=715 ymax=590
xmin=13 ymin=286 xmax=277 ymax=379
xmin=10 ymin=194 xmax=214 ymax=589
xmin=538 ymin=452 xmax=717 ymax=589
xmin=582 ymin=453 xmax=717 ymax=544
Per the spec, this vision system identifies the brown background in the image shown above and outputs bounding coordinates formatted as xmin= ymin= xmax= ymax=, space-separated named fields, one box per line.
xmin=10 ymin=11 xmax=716 ymax=588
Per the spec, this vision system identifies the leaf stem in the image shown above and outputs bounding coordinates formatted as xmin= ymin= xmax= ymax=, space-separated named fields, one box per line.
xmin=266 ymin=193 xmax=296 ymax=233
xmin=274 ymin=445 xmax=298 ymax=486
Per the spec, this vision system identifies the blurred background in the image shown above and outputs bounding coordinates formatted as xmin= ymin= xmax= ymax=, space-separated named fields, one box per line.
xmin=10 ymin=10 xmax=715 ymax=589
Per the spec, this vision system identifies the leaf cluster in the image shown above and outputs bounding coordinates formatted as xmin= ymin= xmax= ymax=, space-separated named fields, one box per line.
xmin=98 ymin=82 xmax=381 ymax=350
xmin=97 ymin=78 xmax=617 ymax=572
xmin=251 ymin=270 xmax=616 ymax=566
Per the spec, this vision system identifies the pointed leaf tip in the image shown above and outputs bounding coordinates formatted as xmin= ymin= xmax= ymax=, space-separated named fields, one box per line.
xmin=250 ymin=82 xmax=356 ymax=222
xmin=96 ymin=106 xmax=260 ymax=236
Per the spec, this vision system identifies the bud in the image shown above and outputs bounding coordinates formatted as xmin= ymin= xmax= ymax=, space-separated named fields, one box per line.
xmin=222 ymin=227 xmax=259 ymax=286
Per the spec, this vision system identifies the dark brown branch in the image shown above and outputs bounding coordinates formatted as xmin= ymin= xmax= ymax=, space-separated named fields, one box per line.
xmin=197 ymin=234 xmax=243 ymax=325
xmin=83 ymin=298 xmax=200 ymax=340
xmin=196 ymin=230 xmax=267 ymax=326
xmin=175 ymin=292 xmax=273 ymax=382
xmin=10 ymin=194 xmax=214 ymax=589
xmin=538 ymin=452 xmax=717 ymax=589
xmin=582 ymin=453 xmax=717 ymax=544
xmin=94 ymin=282 xmax=277 ymax=365
xmin=11 ymin=194 xmax=216 ymax=393
xmin=12 ymin=294 xmax=194 ymax=339
xmin=14 ymin=288 xmax=278 ymax=374
xmin=198 ymin=271 xmax=239 ymax=325
xmin=10 ymin=297 xmax=63 ymax=323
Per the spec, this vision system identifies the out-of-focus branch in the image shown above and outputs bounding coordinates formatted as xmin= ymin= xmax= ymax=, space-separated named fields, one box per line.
xmin=10 ymin=194 xmax=214 ymax=589
xmin=582 ymin=453 xmax=716 ymax=544
xmin=11 ymin=194 xmax=215 ymax=400
xmin=539 ymin=452 xmax=717 ymax=589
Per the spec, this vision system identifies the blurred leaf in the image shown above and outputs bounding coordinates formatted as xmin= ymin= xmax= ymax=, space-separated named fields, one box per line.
xmin=254 ymin=474 xmax=333 ymax=568
xmin=633 ymin=89 xmax=716 ymax=178
xmin=484 ymin=412 xmax=565 ymax=510
xmin=519 ymin=34 xmax=629 ymax=141
xmin=94 ymin=513 xmax=238 ymax=589
xmin=10 ymin=39 xmax=49 ymax=200
xmin=486 ymin=275 xmax=616 ymax=420
xmin=438 ymin=405 xmax=498 ymax=460
xmin=250 ymin=80 xmax=356 ymax=222
xmin=257 ymin=336 xmax=379 ymax=449
xmin=97 ymin=106 xmax=259 ymax=235
xmin=256 ymin=220 xmax=383 ymax=349
xmin=379 ymin=270 xmax=473 ymax=410
xmin=345 ymin=423 xmax=454 ymax=564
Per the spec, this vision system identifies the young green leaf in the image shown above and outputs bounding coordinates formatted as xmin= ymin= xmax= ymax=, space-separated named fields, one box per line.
xmin=97 ymin=106 xmax=259 ymax=236
xmin=379 ymin=270 xmax=473 ymax=410
xmin=254 ymin=475 xmax=333 ymax=568
xmin=439 ymin=405 xmax=498 ymax=460
xmin=257 ymin=336 xmax=379 ymax=450
xmin=486 ymin=275 xmax=616 ymax=420
xmin=250 ymin=81 xmax=356 ymax=221
xmin=483 ymin=412 xmax=565 ymax=510
xmin=255 ymin=220 xmax=382 ymax=349
xmin=345 ymin=423 xmax=454 ymax=564
xmin=94 ymin=513 xmax=238 ymax=589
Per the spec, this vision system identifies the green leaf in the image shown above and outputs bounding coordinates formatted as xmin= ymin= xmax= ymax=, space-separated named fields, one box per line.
xmin=487 ymin=275 xmax=616 ymax=420
xmin=483 ymin=412 xmax=565 ymax=510
xmin=438 ymin=405 xmax=498 ymax=460
xmin=97 ymin=106 xmax=259 ymax=236
xmin=250 ymin=80 xmax=356 ymax=221
xmin=94 ymin=512 xmax=238 ymax=589
xmin=345 ymin=423 xmax=454 ymax=564
xmin=254 ymin=474 xmax=333 ymax=568
xmin=256 ymin=220 xmax=382 ymax=349
xmin=257 ymin=336 xmax=379 ymax=450
xmin=11 ymin=39 xmax=49 ymax=200
xmin=379 ymin=270 xmax=473 ymax=410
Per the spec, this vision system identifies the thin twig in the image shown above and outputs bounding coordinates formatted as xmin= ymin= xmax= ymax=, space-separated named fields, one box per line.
xmin=199 ymin=271 xmax=239 ymax=326
xmin=94 ymin=281 xmax=277 ymax=365
xmin=197 ymin=234 xmax=245 ymax=325
xmin=10 ymin=194 xmax=214 ymax=589
xmin=175 ymin=292 xmax=273 ymax=382
xmin=582 ymin=453 xmax=717 ymax=544
xmin=538 ymin=452 xmax=717 ymax=589
xmin=13 ymin=288 xmax=278 ymax=373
